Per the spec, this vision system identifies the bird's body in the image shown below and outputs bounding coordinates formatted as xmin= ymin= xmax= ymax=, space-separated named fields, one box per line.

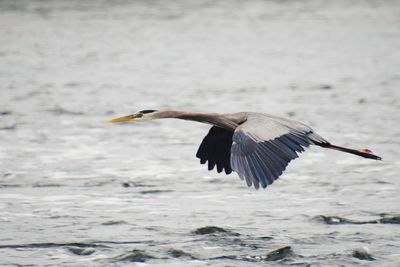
xmin=109 ymin=110 xmax=381 ymax=189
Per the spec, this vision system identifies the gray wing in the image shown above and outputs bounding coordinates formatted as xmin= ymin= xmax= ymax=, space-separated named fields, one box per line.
xmin=230 ymin=113 xmax=327 ymax=189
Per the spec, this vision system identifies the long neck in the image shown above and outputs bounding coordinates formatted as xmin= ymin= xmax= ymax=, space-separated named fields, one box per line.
xmin=154 ymin=111 xmax=238 ymax=131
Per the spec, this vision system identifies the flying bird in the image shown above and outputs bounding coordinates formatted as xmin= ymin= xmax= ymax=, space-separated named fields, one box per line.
xmin=109 ymin=110 xmax=381 ymax=189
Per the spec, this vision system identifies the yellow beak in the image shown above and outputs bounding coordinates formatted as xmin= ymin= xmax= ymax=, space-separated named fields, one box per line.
xmin=108 ymin=115 xmax=138 ymax=123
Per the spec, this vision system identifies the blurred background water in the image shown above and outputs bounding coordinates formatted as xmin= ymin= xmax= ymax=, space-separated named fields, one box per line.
xmin=0 ymin=0 xmax=399 ymax=266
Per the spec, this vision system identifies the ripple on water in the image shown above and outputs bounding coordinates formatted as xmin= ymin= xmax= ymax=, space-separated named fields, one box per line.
xmin=139 ymin=189 xmax=173 ymax=194
xmin=167 ymin=248 xmax=197 ymax=259
xmin=192 ymin=226 xmax=274 ymax=251
xmin=0 ymin=242 xmax=106 ymax=249
xmin=110 ymin=249 xmax=156 ymax=263
xmin=314 ymin=215 xmax=400 ymax=225
xmin=46 ymin=106 xmax=84 ymax=116
xmin=351 ymin=247 xmax=375 ymax=261
xmin=0 ymin=111 xmax=12 ymax=116
xmin=67 ymin=247 xmax=96 ymax=256
xmin=212 ymin=246 xmax=296 ymax=262
xmin=192 ymin=226 xmax=240 ymax=236
xmin=1 ymin=1 xmax=399 ymax=266
xmin=101 ymin=220 xmax=128 ymax=226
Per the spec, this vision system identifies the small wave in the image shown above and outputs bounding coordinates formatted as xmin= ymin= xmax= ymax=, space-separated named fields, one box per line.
xmin=379 ymin=215 xmax=400 ymax=224
xmin=121 ymin=181 xmax=156 ymax=188
xmin=110 ymin=249 xmax=156 ymax=263
xmin=67 ymin=247 xmax=96 ymax=256
xmin=167 ymin=248 xmax=197 ymax=259
xmin=314 ymin=215 xmax=400 ymax=225
xmin=101 ymin=220 xmax=127 ymax=226
xmin=0 ymin=183 xmax=22 ymax=188
xmin=192 ymin=226 xmax=273 ymax=250
xmin=258 ymin=236 xmax=273 ymax=241
xmin=139 ymin=189 xmax=172 ymax=194
xmin=351 ymin=247 xmax=375 ymax=261
xmin=314 ymin=215 xmax=362 ymax=225
xmin=0 ymin=124 xmax=17 ymax=130
xmin=32 ymin=183 xmax=63 ymax=188
xmin=64 ymin=82 xmax=81 ymax=88
xmin=212 ymin=246 xmax=295 ymax=262
xmin=0 ymin=183 xmax=65 ymax=188
xmin=264 ymin=246 xmax=294 ymax=261
xmin=192 ymin=226 xmax=240 ymax=236
xmin=46 ymin=106 xmax=84 ymax=116
xmin=0 ymin=111 xmax=12 ymax=116
xmin=0 ymin=242 xmax=106 ymax=249
xmin=318 ymin=84 xmax=333 ymax=90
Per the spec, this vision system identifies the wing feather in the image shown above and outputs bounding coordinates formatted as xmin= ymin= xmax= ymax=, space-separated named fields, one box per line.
xmin=253 ymin=151 xmax=275 ymax=185
xmin=255 ymin=148 xmax=279 ymax=182
xmin=241 ymin=157 xmax=254 ymax=187
xmin=280 ymin=135 xmax=305 ymax=152
xmin=230 ymin=113 xmax=328 ymax=189
xmin=196 ymin=113 xmax=328 ymax=189
xmin=246 ymin=155 xmax=261 ymax=189
xmin=273 ymin=139 xmax=299 ymax=159
xmin=260 ymin=142 xmax=288 ymax=171
xmin=196 ymin=126 xmax=233 ymax=174
xmin=248 ymin=154 xmax=268 ymax=188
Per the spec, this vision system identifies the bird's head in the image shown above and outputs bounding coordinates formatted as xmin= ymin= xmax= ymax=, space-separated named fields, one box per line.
xmin=108 ymin=110 xmax=158 ymax=123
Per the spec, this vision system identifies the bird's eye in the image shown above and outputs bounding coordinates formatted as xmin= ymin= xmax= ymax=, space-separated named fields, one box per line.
xmin=139 ymin=110 xmax=156 ymax=114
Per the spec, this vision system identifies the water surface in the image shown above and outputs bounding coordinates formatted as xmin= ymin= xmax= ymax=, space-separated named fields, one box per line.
xmin=1 ymin=0 xmax=399 ymax=266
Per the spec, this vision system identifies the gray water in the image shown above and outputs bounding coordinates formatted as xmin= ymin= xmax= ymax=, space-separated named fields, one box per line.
xmin=1 ymin=0 xmax=399 ymax=266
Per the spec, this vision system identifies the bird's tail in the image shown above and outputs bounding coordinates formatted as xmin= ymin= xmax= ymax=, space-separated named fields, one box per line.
xmin=314 ymin=142 xmax=382 ymax=160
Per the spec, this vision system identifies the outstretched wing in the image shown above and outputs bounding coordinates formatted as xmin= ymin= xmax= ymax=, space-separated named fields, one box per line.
xmin=230 ymin=113 xmax=328 ymax=189
xmin=196 ymin=126 xmax=233 ymax=174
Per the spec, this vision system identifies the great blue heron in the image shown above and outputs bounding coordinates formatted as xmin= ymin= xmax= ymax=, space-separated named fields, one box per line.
xmin=109 ymin=110 xmax=381 ymax=189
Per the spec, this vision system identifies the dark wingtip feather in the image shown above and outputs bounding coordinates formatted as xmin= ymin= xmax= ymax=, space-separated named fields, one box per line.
xmin=208 ymin=160 xmax=216 ymax=170
xmin=224 ymin=168 xmax=232 ymax=175
xmin=196 ymin=126 xmax=234 ymax=175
